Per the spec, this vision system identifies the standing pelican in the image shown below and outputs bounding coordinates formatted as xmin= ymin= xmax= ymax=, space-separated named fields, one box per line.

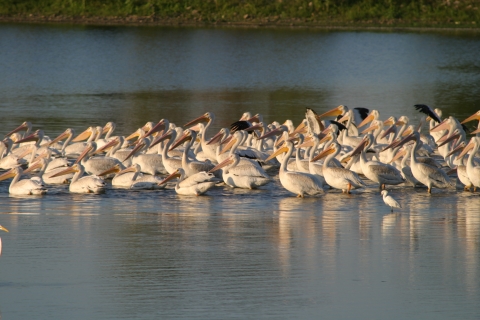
xmin=159 ymin=168 xmax=219 ymax=196
xmin=51 ymin=163 xmax=106 ymax=194
xmin=350 ymin=135 xmax=404 ymax=190
xmin=0 ymin=225 xmax=9 ymax=256
xmin=265 ymin=140 xmax=324 ymax=197
xmin=457 ymin=136 xmax=480 ymax=191
xmin=397 ymin=132 xmax=453 ymax=193
xmin=381 ymin=190 xmax=401 ymax=212
xmin=311 ymin=142 xmax=365 ymax=193
xmin=209 ymin=153 xmax=271 ymax=189
xmin=0 ymin=166 xmax=47 ymax=195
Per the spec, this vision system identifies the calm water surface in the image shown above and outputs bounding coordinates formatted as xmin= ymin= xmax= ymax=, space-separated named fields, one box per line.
xmin=0 ymin=23 xmax=479 ymax=319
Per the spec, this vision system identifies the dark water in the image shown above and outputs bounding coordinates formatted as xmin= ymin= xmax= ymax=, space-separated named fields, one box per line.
xmin=0 ymin=24 xmax=480 ymax=319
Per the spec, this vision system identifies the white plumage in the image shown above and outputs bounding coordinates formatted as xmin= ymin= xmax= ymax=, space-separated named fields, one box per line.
xmin=381 ymin=190 xmax=401 ymax=212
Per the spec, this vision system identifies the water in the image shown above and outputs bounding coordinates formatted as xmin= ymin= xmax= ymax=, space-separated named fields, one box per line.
xmin=0 ymin=24 xmax=480 ymax=319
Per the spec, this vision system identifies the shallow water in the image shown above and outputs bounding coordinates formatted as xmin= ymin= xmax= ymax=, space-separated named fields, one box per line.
xmin=0 ymin=24 xmax=480 ymax=319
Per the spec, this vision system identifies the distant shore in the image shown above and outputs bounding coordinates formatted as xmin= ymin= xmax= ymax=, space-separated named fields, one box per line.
xmin=1 ymin=14 xmax=480 ymax=32
xmin=1 ymin=0 xmax=479 ymax=31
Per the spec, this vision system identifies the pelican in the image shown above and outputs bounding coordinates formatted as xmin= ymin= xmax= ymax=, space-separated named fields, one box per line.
xmin=390 ymin=145 xmax=420 ymax=187
xmin=316 ymin=105 xmax=370 ymax=132
xmin=184 ymin=112 xmax=218 ymax=161
xmin=457 ymin=136 xmax=480 ymax=191
xmin=265 ymin=140 xmax=324 ymax=197
xmin=123 ymin=138 xmax=165 ymax=175
xmin=0 ymin=166 xmax=47 ymax=195
xmin=0 ymin=139 xmax=28 ymax=169
xmin=350 ymin=135 xmax=404 ymax=190
xmin=169 ymin=129 xmax=215 ymax=177
xmin=75 ymin=142 xmax=125 ymax=176
xmin=159 ymin=168 xmax=219 ymax=196
xmin=51 ymin=163 xmax=106 ymax=194
xmin=311 ymin=142 xmax=365 ymax=193
xmin=98 ymin=164 xmax=164 ymax=189
xmin=381 ymin=190 xmax=401 ymax=212
xmin=51 ymin=127 xmax=97 ymax=158
xmin=397 ymin=132 xmax=453 ymax=193
xmin=148 ymin=129 xmax=182 ymax=174
xmin=5 ymin=121 xmax=32 ymax=139
xmin=23 ymin=157 xmax=72 ymax=185
xmin=209 ymin=153 xmax=271 ymax=189
xmin=0 ymin=225 xmax=9 ymax=256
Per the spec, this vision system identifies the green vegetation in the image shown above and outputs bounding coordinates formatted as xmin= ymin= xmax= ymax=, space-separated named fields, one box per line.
xmin=0 ymin=0 xmax=479 ymax=28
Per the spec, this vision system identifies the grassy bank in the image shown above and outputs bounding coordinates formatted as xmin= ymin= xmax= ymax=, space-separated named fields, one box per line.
xmin=1 ymin=0 xmax=479 ymax=28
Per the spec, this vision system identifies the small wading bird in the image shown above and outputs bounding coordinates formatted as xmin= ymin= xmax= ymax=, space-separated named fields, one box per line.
xmin=0 ymin=225 xmax=9 ymax=256
xmin=381 ymin=190 xmax=401 ymax=212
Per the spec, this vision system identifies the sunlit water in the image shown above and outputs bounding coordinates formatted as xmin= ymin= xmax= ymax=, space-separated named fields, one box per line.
xmin=0 ymin=24 xmax=479 ymax=319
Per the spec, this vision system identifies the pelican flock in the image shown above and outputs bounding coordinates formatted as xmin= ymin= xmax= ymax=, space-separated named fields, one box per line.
xmin=0 ymin=105 xmax=478 ymax=201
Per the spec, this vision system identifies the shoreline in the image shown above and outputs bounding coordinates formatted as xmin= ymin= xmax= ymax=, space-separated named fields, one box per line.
xmin=1 ymin=15 xmax=480 ymax=32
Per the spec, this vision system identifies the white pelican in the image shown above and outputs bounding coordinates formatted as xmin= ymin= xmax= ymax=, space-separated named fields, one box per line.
xmin=0 ymin=166 xmax=47 ymax=195
xmin=23 ymin=157 xmax=72 ymax=185
xmin=311 ymin=142 xmax=365 ymax=193
xmin=169 ymin=129 xmax=215 ymax=177
xmin=51 ymin=163 xmax=106 ymax=194
xmin=5 ymin=121 xmax=32 ymax=139
xmin=445 ymin=141 xmax=474 ymax=191
xmin=95 ymin=122 xmax=117 ymax=149
xmin=149 ymin=129 xmax=182 ymax=174
xmin=0 ymin=139 xmax=29 ymax=169
xmin=159 ymin=168 xmax=219 ymax=196
xmin=209 ymin=153 xmax=271 ymax=189
xmin=397 ymin=132 xmax=453 ymax=193
xmin=123 ymin=138 xmax=165 ymax=175
xmin=0 ymin=225 xmax=9 ymax=256
xmin=51 ymin=127 xmax=97 ymax=158
xmin=381 ymin=190 xmax=401 ymax=212
xmin=183 ymin=112 xmax=218 ymax=161
xmin=457 ymin=136 xmax=480 ymax=191
xmin=99 ymin=164 xmax=164 ymax=189
xmin=350 ymin=135 xmax=404 ymax=190
xmin=265 ymin=140 xmax=324 ymax=197
xmin=390 ymin=145 xmax=420 ymax=187
xmin=316 ymin=105 xmax=370 ymax=133
xmin=75 ymin=142 xmax=125 ymax=176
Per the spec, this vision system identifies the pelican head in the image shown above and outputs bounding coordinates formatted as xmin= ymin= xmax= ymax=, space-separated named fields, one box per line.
xmin=159 ymin=168 xmax=183 ymax=185
xmin=72 ymin=127 xmax=96 ymax=143
xmin=461 ymin=110 xmax=480 ymax=124
xmin=184 ymin=112 xmax=215 ymax=127
xmin=5 ymin=121 xmax=32 ymax=138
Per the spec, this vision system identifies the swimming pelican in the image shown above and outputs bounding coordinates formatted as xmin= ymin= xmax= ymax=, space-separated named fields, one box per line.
xmin=0 ymin=225 xmax=9 ymax=256
xmin=209 ymin=153 xmax=271 ymax=189
xmin=265 ymin=140 xmax=324 ymax=197
xmin=75 ymin=142 xmax=125 ymax=176
xmin=381 ymin=190 xmax=401 ymax=212
xmin=51 ymin=163 xmax=106 ymax=194
xmin=123 ymin=138 xmax=165 ymax=175
xmin=148 ymin=129 xmax=182 ymax=174
xmin=99 ymin=163 xmax=164 ymax=189
xmin=169 ymin=129 xmax=215 ymax=177
xmin=184 ymin=112 xmax=218 ymax=162
xmin=0 ymin=166 xmax=47 ymax=195
xmin=159 ymin=168 xmax=219 ymax=196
